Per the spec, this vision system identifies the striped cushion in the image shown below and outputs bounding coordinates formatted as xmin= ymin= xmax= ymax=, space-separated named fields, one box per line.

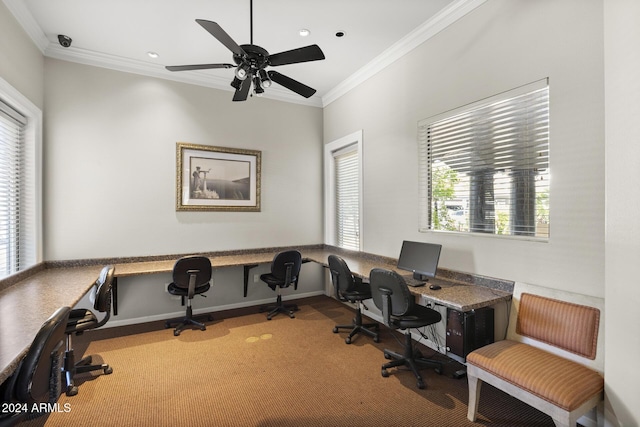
xmin=467 ymin=340 xmax=603 ymax=411
xmin=516 ymin=293 xmax=600 ymax=359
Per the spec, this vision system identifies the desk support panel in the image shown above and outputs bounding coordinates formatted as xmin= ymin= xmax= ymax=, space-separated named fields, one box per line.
xmin=243 ymin=264 xmax=259 ymax=297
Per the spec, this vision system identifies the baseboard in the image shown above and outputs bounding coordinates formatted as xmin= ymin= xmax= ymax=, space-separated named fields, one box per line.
xmin=104 ymin=290 xmax=326 ymax=328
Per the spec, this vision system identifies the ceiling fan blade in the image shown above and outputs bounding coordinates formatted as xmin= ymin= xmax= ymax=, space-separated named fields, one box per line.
xmin=196 ymin=19 xmax=246 ymax=57
xmin=268 ymin=45 xmax=325 ymax=67
xmin=232 ymin=77 xmax=252 ymax=102
xmin=267 ymin=71 xmax=317 ymax=98
xmin=165 ymin=64 xmax=234 ymax=72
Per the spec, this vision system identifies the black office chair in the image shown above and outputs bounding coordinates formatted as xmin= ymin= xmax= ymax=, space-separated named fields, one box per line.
xmin=63 ymin=265 xmax=115 ymax=396
xmin=369 ymin=268 xmax=443 ymax=389
xmin=0 ymin=306 xmax=70 ymax=426
xmin=259 ymin=250 xmax=302 ymax=320
xmin=165 ymin=256 xmax=213 ymax=336
xmin=328 ymin=255 xmax=380 ymax=344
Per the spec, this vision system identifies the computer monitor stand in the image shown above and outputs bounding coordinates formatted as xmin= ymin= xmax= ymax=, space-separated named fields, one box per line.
xmin=413 ymin=272 xmax=430 ymax=281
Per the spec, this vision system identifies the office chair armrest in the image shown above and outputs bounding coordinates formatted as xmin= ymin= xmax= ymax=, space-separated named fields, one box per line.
xmin=330 ymin=269 xmax=348 ymax=302
xmin=379 ymin=287 xmax=393 ymax=328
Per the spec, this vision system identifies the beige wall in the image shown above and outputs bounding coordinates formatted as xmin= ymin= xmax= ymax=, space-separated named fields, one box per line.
xmin=0 ymin=2 xmax=44 ymax=108
xmin=604 ymin=0 xmax=640 ymax=425
xmin=324 ymin=0 xmax=605 ymax=299
xmin=43 ymin=59 xmax=324 ymax=260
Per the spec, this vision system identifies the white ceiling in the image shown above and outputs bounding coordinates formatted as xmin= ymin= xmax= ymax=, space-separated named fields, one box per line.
xmin=4 ymin=0 xmax=485 ymax=107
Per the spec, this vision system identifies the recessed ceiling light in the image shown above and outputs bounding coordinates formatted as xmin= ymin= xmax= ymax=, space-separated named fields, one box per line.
xmin=299 ymin=29 xmax=310 ymax=37
xmin=335 ymin=31 xmax=345 ymax=38
xmin=147 ymin=51 xmax=159 ymax=59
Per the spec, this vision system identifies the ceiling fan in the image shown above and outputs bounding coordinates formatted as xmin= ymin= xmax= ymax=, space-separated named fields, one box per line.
xmin=165 ymin=0 xmax=325 ymax=101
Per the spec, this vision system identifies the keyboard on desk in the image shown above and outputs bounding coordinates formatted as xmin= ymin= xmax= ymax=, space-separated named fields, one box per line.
xmin=403 ymin=276 xmax=426 ymax=287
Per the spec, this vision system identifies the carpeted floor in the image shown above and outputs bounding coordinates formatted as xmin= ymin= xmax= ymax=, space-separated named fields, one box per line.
xmin=21 ymin=296 xmax=555 ymax=427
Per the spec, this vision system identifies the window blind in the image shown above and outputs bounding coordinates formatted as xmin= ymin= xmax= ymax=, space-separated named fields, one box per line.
xmin=334 ymin=145 xmax=360 ymax=250
xmin=418 ymin=80 xmax=550 ymax=238
xmin=0 ymin=98 xmax=27 ymax=277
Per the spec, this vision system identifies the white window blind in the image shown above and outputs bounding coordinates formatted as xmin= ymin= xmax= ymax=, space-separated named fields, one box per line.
xmin=0 ymin=98 xmax=28 ymax=277
xmin=334 ymin=145 xmax=360 ymax=250
xmin=418 ymin=79 xmax=550 ymax=238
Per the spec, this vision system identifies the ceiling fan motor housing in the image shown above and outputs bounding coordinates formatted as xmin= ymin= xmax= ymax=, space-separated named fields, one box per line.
xmin=234 ymin=44 xmax=270 ymax=76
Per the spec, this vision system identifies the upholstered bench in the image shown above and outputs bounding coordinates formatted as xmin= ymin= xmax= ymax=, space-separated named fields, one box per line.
xmin=466 ymin=283 xmax=604 ymax=427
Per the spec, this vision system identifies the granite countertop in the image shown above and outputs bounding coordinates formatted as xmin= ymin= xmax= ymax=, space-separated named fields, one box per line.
xmin=0 ymin=265 xmax=103 ymax=384
xmin=0 ymin=244 xmax=513 ymax=384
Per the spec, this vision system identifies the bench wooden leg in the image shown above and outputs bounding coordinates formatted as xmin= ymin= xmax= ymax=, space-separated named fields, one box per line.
xmin=467 ymin=373 xmax=482 ymax=422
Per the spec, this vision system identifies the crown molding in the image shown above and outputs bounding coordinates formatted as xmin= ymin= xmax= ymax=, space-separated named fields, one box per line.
xmin=321 ymin=0 xmax=487 ymax=107
xmin=4 ymin=0 xmax=484 ymax=109
xmin=3 ymin=0 xmax=48 ymax=52
xmin=42 ymin=44 xmax=323 ymax=107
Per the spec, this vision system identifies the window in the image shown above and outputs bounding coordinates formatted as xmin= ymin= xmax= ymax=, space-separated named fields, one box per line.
xmin=0 ymin=81 xmax=41 ymax=278
xmin=418 ymin=79 xmax=550 ymax=239
xmin=324 ymin=131 xmax=363 ymax=250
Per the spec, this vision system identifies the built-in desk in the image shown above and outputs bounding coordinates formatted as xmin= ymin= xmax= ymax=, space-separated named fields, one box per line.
xmin=0 ymin=244 xmax=512 ymax=384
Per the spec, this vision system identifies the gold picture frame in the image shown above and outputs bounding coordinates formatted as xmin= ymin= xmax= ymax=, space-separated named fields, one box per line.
xmin=176 ymin=142 xmax=261 ymax=211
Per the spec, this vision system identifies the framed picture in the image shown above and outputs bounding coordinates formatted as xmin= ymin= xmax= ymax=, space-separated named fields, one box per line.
xmin=176 ymin=142 xmax=261 ymax=211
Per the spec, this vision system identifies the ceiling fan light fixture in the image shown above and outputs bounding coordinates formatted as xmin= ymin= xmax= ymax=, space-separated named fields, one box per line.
xmin=235 ymin=64 xmax=249 ymax=80
xmin=259 ymin=70 xmax=272 ymax=88
xmin=299 ymin=29 xmax=310 ymax=37
xmin=230 ymin=77 xmax=243 ymax=90
xmin=253 ymin=76 xmax=264 ymax=96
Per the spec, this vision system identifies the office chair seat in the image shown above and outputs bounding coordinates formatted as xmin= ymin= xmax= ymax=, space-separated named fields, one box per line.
xmin=391 ymin=304 xmax=442 ymax=329
xmin=66 ymin=308 xmax=99 ymax=333
xmin=258 ymin=273 xmax=293 ymax=291
xmin=168 ymin=282 xmax=210 ymax=296
xmin=340 ymin=280 xmax=371 ymax=302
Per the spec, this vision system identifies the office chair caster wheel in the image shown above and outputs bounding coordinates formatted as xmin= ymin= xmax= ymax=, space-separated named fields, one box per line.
xmin=345 ymin=337 xmax=352 ymax=344
xmin=373 ymin=336 xmax=380 ymax=343
xmin=66 ymin=386 xmax=78 ymax=397
xmin=333 ymin=327 xmax=339 ymax=333
xmin=267 ymin=316 xmax=272 ymax=321
xmin=384 ymin=353 xmax=392 ymax=360
xmin=417 ymin=380 xmax=425 ymax=389
xmin=381 ymin=369 xmax=389 ymax=378
xmin=173 ymin=330 xmax=180 ymax=336
xmin=434 ymin=367 xmax=443 ymax=375
xmin=104 ymin=366 xmax=113 ymax=375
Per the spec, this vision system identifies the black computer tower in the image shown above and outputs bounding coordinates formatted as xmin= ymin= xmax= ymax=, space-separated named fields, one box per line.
xmin=446 ymin=307 xmax=494 ymax=361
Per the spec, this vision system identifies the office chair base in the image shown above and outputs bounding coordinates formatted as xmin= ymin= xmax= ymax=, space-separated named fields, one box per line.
xmin=259 ymin=295 xmax=298 ymax=320
xmin=334 ymin=323 xmax=380 ymax=344
xmin=380 ymin=332 xmax=442 ymax=389
xmin=64 ymin=352 xmax=113 ymax=396
xmin=333 ymin=307 xmax=380 ymax=344
xmin=165 ymin=313 xmax=213 ymax=336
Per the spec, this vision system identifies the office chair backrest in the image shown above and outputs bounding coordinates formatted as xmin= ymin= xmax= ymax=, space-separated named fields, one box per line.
xmin=328 ymin=255 xmax=355 ymax=295
xmin=14 ymin=306 xmax=70 ymax=404
xmin=172 ymin=256 xmax=213 ymax=290
xmin=271 ymin=250 xmax=302 ymax=285
xmin=369 ymin=268 xmax=414 ymax=317
xmin=94 ymin=265 xmax=115 ymax=313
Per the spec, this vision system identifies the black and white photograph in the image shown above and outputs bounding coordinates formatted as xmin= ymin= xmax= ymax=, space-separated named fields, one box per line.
xmin=176 ymin=142 xmax=261 ymax=211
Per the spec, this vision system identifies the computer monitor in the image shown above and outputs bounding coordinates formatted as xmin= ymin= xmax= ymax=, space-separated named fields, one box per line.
xmin=397 ymin=240 xmax=442 ymax=281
